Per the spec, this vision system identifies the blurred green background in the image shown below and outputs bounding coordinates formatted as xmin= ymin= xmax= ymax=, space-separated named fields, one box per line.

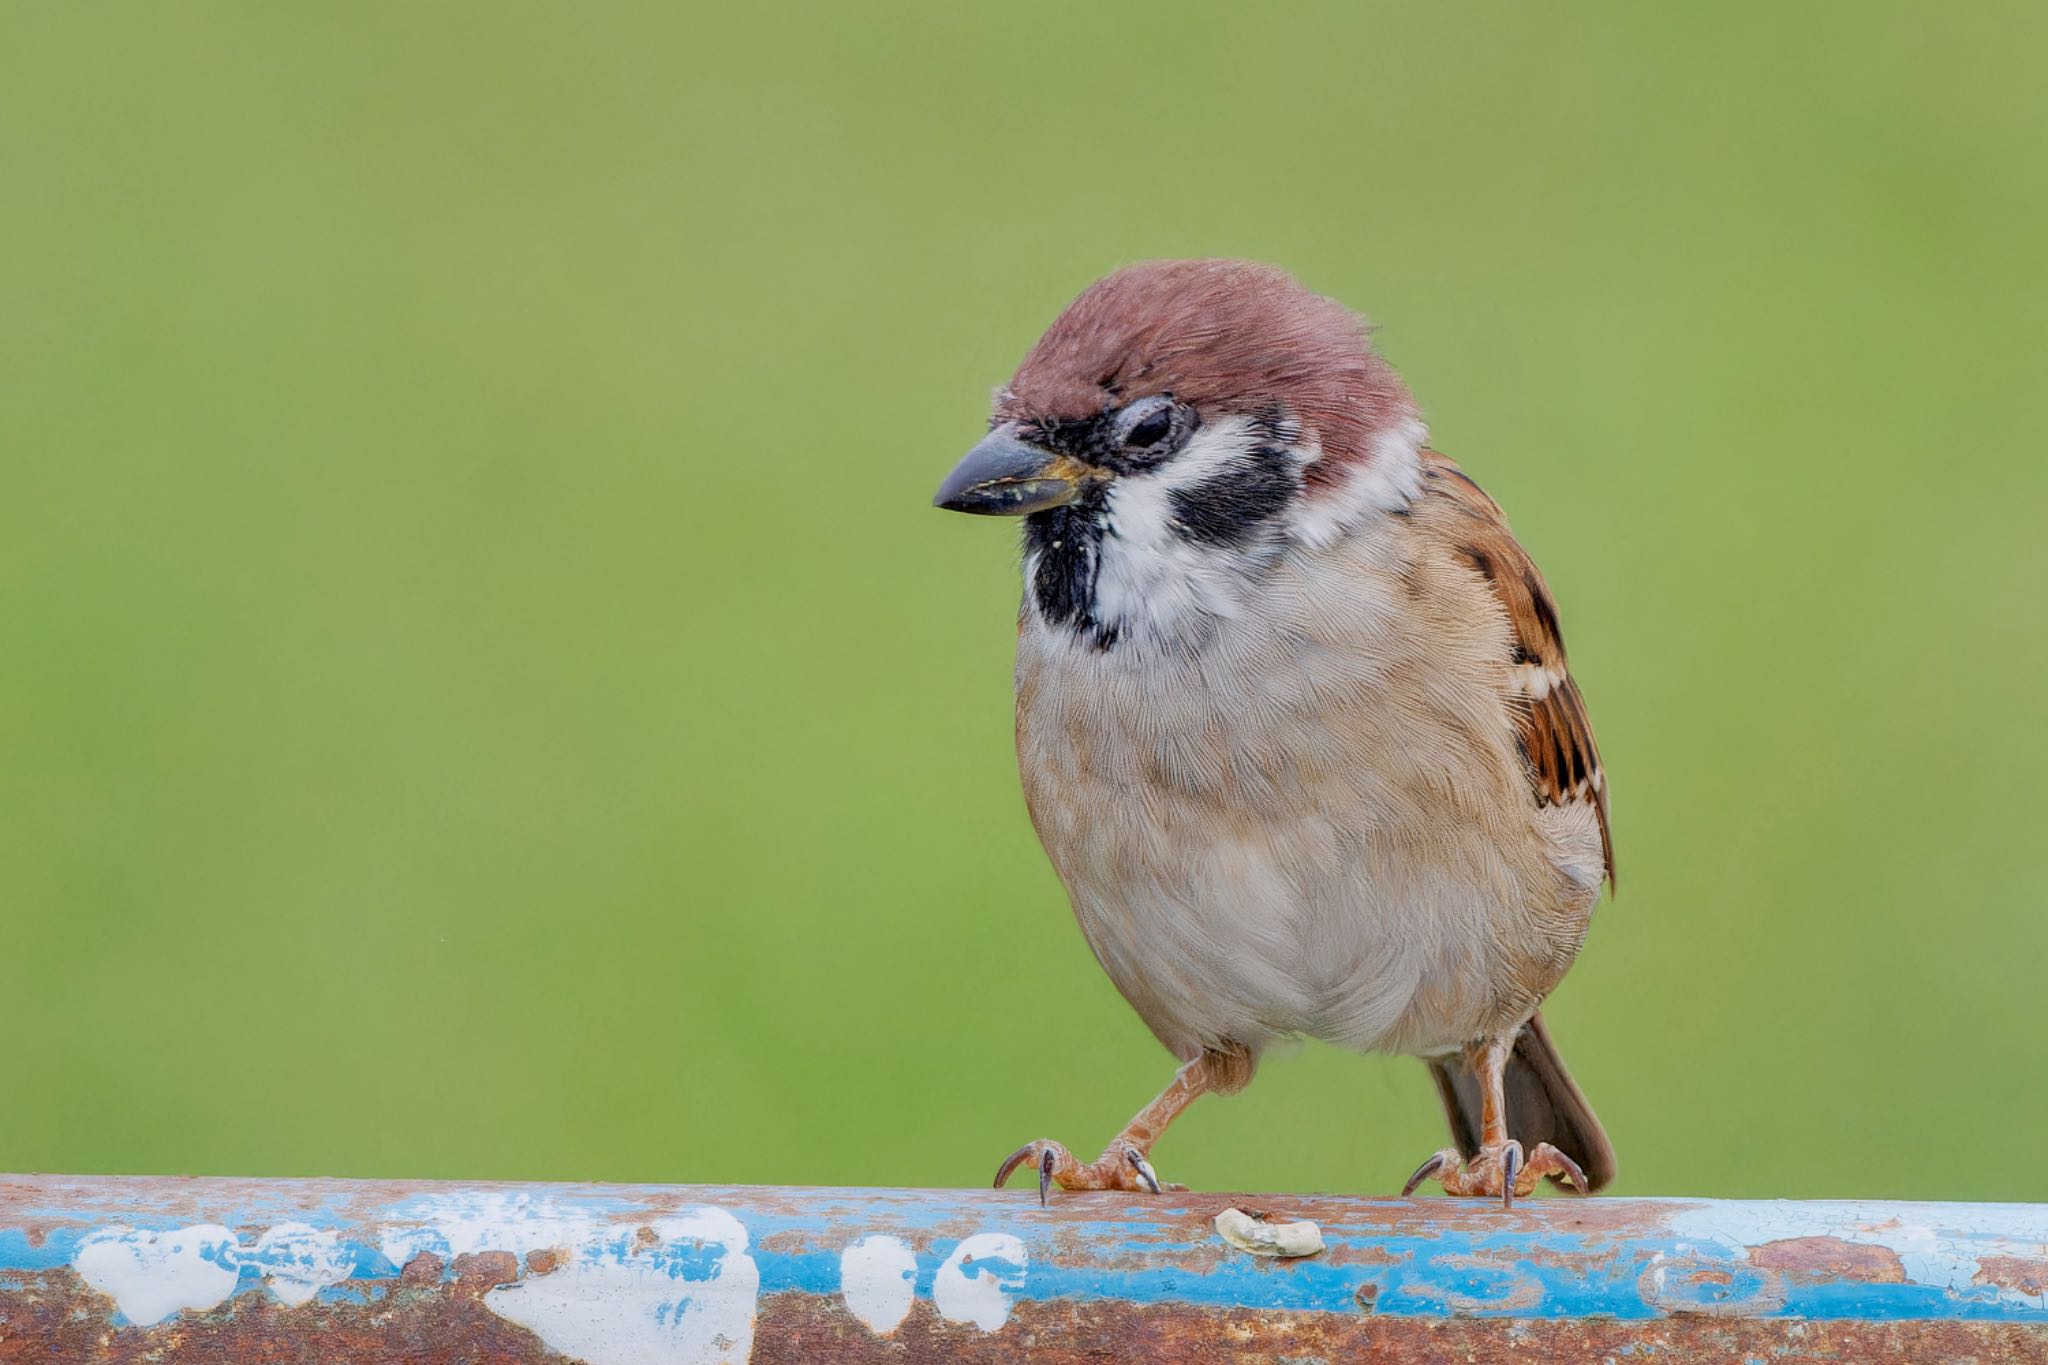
xmin=3 ymin=3 xmax=2043 ymax=1202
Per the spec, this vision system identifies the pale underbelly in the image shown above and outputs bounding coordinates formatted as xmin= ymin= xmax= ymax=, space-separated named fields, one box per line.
xmin=1052 ymin=821 xmax=1570 ymax=1061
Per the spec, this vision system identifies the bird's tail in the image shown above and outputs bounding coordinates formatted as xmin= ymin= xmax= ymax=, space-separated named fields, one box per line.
xmin=1428 ymin=1011 xmax=1617 ymax=1192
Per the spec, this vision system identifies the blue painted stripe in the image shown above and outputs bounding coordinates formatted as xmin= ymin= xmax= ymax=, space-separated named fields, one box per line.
xmin=5 ymin=1181 xmax=2043 ymax=1325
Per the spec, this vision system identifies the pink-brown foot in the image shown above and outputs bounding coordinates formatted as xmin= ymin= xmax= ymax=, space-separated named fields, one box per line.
xmin=1401 ymin=1140 xmax=1588 ymax=1209
xmin=993 ymin=1140 xmax=1186 ymax=1206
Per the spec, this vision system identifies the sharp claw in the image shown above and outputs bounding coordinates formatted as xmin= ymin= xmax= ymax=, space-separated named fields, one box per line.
xmin=1038 ymin=1147 xmax=1055 ymax=1207
xmin=1501 ymin=1142 xmax=1522 ymax=1210
xmin=1125 ymin=1147 xmax=1162 ymax=1195
xmin=994 ymin=1143 xmax=1038 ymax=1190
xmin=1550 ymin=1148 xmax=1590 ymax=1195
xmin=1402 ymin=1152 xmax=1448 ymax=1198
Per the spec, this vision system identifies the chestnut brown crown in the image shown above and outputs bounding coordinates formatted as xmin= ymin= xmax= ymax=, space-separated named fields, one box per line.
xmin=996 ymin=259 xmax=1417 ymax=491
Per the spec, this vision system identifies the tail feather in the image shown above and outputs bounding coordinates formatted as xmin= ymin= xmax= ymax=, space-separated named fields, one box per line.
xmin=1428 ymin=1011 xmax=1616 ymax=1192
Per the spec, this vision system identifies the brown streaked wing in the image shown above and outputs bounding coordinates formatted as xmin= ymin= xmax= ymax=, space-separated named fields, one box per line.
xmin=1422 ymin=450 xmax=1614 ymax=887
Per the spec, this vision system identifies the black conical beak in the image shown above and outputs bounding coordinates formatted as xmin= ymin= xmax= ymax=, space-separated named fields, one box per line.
xmin=933 ymin=429 xmax=1097 ymax=516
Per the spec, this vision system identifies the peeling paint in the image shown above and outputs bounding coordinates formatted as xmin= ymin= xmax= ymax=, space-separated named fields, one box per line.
xmin=932 ymin=1232 xmax=1026 ymax=1331
xmin=1666 ymin=1200 xmax=2048 ymax=1313
xmin=11 ymin=1177 xmax=2048 ymax=1362
xmin=483 ymin=1206 xmax=759 ymax=1365
xmin=1639 ymin=1249 xmax=1786 ymax=1317
xmin=73 ymin=1219 xmax=363 ymax=1324
xmin=73 ymin=1223 xmax=239 ymax=1326
xmin=254 ymin=1221 xmax=355 ymax=1305
xmin=840 ymin=1234 xmax=917 ymax=1334
xmin=1976 ymin=1254 xmax=2048 ymax=1300
xmin=379 ymin=1190 xmax=611 ymax=1268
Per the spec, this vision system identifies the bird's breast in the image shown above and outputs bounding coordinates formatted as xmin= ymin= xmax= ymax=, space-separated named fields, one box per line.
xmin=1012 ymin=535 xmax=1590 ymax=1057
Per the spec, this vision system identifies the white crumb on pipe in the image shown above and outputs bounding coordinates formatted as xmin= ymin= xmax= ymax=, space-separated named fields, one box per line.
xmin=1214 ymin=1208 xmax=1324 ymax=1258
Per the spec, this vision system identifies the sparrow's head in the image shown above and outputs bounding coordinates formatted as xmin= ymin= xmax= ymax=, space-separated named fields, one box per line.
xmin=934 ymin=259 xmax=1425 ymax=649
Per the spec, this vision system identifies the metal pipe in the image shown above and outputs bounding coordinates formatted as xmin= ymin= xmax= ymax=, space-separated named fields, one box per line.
xmin=2 ymin=1174 xmax=2043 ymax=1362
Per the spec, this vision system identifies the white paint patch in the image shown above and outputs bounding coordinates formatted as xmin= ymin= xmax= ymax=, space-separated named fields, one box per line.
xmin=74 ymin=1224 xmax=240 ymax=1327
xmin=254 ymin=1222 xmax=354 ymax=1307
xmin=1667 ymin=1200 xmax=2048 ymax=1308
xmin=72 ymin=1220 xmax=360 ymax=1322
xmin=839 ymin=1234 xmax=917 ymax=1334
xmin=378 ymin=1190 xmax=609 ymax=1269
xmin=932 ymin=1232 xmax=1026 ymax=1332
xmin=484 ymin=1206 xmax=759 ymax=1365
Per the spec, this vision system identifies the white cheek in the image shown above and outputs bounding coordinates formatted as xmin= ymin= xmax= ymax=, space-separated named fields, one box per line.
xmin=1289 ymin=414 xmax=1427 ymax=548
xmin=1148 ymin=415 xmax=1269 ymax=489
xmin=1093 ymin=487 xmax=1240 ymax=635
xmin=1092 ymin=417 xmax=1274 ymax=639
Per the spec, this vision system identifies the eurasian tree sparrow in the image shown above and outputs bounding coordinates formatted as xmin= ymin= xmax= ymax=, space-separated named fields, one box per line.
xmin=934 ymin=260 xmax=1615 ymax=1206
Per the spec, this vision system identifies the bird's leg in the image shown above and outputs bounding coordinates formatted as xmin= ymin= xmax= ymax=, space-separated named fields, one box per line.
xmin=1402 ymin=1035 xmax=1588 ymax=1209
xmin=994 ymin=1045 xmax=1252 ymax=1204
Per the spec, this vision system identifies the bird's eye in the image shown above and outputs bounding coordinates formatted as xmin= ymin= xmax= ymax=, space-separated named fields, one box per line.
xmin=1113 ymin=396 xmax=1187 ymax=460
xmin=1125 ymin=408 xmax=1172 ymax=448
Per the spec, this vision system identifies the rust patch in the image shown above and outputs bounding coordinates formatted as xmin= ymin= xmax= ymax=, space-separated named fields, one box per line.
xmin=1752 ymin=1236 xmax=1910 ymax=1285
xmin=1316 ymin=1240 xmax=1411 ymax=1271
xmin=633 ymin=1224 xmax=660 ymax=1250
xmin=745 ymin=1294 xmax=2048 ymax=1364
xmin=524 ymin=1248 xmax=564 ymax=1276
xmin=758 ymin=1228 xmax=829 ymax=1257
xmin=451 ymin=1250 xmax=521 ymax=1295
xmin=398 ymin=1251 xmax=443 ymax=1286
xmin=1977 ymin=1255 xmax=2048 ymax=1298
xmin=0 ymin=1270 xmax=2041 ymax=1364
xmin=0 ymin=1272 xmax=570 ymax=1364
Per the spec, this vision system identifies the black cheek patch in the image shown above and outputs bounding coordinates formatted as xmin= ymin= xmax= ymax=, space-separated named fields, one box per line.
xmin=1025 ymin=494 xmax=1117 ymax=648
xmin=1167 ymin=450 xmax=1297 ymax=546
xmin=1029 ymin=503 xmax=1094 ymax=628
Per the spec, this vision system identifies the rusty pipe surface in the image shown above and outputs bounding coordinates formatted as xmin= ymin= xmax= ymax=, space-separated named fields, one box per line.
xmin=0 ymin=1175 xmax=2044 ymax=1363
